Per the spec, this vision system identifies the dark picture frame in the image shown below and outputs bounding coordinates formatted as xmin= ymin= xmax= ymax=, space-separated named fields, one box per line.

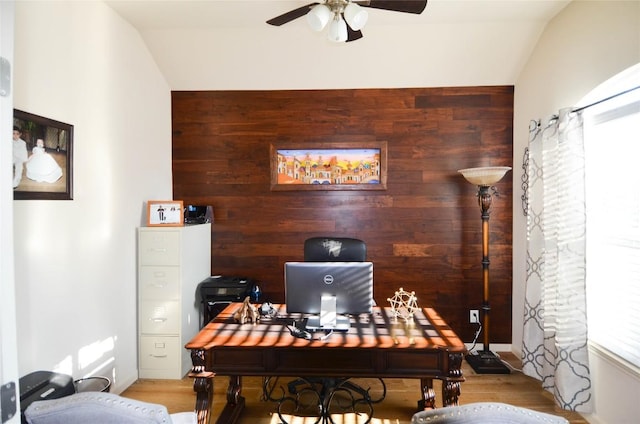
xmin=270 ymin=141 xmax=387 ymax=191
xmin=12 ymin=109 xmax=73 ymax=200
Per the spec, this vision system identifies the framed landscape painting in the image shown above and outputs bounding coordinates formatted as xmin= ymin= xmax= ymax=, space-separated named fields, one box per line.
xmin=270 ymin=141 xmax=387 ymax=191
xmin=12 ymin=109 xmax=73 ymax=200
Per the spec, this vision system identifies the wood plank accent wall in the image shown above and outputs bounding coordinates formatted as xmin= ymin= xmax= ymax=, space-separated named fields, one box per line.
xmin=172 ymin=86 xmax=514 ymax=343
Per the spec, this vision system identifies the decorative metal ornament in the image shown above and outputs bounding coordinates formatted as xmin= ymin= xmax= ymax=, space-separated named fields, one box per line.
xmin=387 ymin=288 xmax=418 ymax=322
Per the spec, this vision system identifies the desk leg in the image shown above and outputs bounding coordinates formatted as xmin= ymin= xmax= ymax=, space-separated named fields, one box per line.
xmin=442 ymin=352 xmax=464 ymax=407
xmin=193 ymin=375 xmax=213 ymax=424
xmin=442 ymin=380 xmax=461 ymax=407
xmin=190 ymin=349 xmax=214 ymax=424
xmin=418 ymin=378 xmax=436 ymax=410
xmin=216 ymin=375 xmax=245 ymax=424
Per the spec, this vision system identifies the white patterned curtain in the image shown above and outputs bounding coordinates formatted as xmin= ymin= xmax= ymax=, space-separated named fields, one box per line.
xmin=522 ymin=108 xmax=592 ymax=412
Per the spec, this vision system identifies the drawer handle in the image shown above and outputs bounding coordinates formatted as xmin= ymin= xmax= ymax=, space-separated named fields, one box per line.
xmin=150 ymin=354 xmax=168 ymax=358
xmin=149 ymin=283 xmax=166 ymax=289
xmin=150 ymin=318 xmax=167 ymax=322
xmin=150 ymin=248 xmax=167 ymax=253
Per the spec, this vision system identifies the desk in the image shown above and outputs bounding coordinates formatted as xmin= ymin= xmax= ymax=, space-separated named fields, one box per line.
xmin=185 ymin=304 xmax=466 ymax=424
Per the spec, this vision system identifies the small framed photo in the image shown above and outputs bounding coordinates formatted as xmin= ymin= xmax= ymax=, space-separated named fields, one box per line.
xmin=147 ymin=200 xmax=184 ymax=227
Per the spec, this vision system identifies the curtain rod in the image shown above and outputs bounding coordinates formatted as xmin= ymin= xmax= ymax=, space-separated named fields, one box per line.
xmin=546 ymin=85 xmax=639 ymax=122
xmin=572 ymin=85 xmax=640 ymax=113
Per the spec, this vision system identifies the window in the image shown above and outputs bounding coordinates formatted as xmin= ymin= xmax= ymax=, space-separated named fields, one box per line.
xmin=584 ymin=63 xmax=640 ymax=369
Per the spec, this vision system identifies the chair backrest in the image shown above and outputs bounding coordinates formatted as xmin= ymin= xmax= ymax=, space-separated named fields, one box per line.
xmin=303 ymin=237 xmax=366 ymax=262
xmin=24 ymin=392 xmax=177 ymax=424
xmin=411 ymin=402 xmax=569 ymax=424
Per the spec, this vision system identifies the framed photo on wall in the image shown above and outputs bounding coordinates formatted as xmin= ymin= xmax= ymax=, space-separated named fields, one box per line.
xmin=147 ymin=200 xmax=184 ymax=227
xmin=13 ymin=109 xmax=73 ymax=200
xmin=270 ymin=141 xmax=388 ymax=191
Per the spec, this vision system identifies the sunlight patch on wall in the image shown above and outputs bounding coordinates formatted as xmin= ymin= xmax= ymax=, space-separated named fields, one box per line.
xmin=78 ymin=336 xmax=116 ymax=372
xmin=53 ymin=355 xmax=73 ymax=376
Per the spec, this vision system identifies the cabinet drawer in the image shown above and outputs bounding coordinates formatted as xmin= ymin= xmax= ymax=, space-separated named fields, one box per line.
xmin=139 ymin=267 xmax=180 ymax=299
xmin=139 ymin=336 xmax=181 ymax=375
xmin=139 ymin=300 xmax=180 ymax=334
xmin=139 ymin=231 xmax=181 ymax=266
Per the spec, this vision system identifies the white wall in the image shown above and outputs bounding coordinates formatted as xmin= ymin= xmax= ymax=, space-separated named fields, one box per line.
xmin=513 ymin=1 xmax=640 ymax=423
xmin=13 ymin=1 xmax=172 ymax=393
xmin=0 ymin=1 xmax=21 ymax=422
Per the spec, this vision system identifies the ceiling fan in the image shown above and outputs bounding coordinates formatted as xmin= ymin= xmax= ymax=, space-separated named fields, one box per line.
xmin=267 ymin=0 xmax=428 ymax=43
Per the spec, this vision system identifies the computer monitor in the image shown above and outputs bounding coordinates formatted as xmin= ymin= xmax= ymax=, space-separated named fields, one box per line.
xmin=284 ymin=261 xmax=374 ymax=331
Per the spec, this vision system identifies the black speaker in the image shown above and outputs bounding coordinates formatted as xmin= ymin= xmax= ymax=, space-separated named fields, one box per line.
xmin=185 ymin=205 xmax=213 ymax=224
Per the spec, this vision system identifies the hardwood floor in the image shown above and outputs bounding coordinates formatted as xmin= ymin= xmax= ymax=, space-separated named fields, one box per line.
xmin=121 ymin=353 xmax=587 ymax=423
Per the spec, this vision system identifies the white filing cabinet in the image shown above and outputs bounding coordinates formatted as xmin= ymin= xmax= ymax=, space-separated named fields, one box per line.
xmin=137 ymin=224 xmax=211 ymax=379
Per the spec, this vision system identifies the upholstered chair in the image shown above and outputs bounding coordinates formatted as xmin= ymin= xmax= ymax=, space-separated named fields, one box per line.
xmin=411 ymin=402 xmax=569 ymax=424
xmin=24 ymin=392 xmax=196 ymax=424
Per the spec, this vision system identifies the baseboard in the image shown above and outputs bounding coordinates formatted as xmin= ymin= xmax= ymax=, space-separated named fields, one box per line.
xmin=112 ymin=375 xmax=139 ymax=395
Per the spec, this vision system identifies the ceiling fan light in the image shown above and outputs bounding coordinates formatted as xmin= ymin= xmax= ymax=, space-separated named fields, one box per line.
xmin=344 ymin=3 xmax=368 ymax=31
xmin=327 ymin=16 xmax=348 ymax=42
xmin=307 ymin=4 xmax=332 ymax=31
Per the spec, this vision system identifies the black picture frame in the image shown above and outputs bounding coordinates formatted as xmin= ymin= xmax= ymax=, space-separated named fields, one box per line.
xmin=12 ymin=109 xmax=73 ymax=200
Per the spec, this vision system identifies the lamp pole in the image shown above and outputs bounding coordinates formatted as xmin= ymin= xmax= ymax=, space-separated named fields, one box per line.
xmin=458 ymin=166 xmax=511 ymax=374
xmin=478 ymin=184 xmax=493 ymax=353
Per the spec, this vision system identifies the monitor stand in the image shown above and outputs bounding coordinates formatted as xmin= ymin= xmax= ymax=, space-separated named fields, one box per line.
xmin=306 ymin=295 xmax=350 ymax=332
xmin=305 ymin=315 xmax=350 ymax=332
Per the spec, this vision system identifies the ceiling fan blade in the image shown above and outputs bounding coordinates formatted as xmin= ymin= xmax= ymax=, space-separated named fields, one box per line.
xmin=358 ymin=0 xmax=428 ymax=14
xmin=346 ymin=25 xmax=363 ymax=42
xmin=266 ymin=2 xmax=319 ymax=26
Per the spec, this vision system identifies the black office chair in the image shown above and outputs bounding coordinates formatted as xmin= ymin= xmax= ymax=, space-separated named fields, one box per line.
xmin=303 ymin=237 xmax=367 ymax=262
xmin=280 ymin=237 xmax=386 ymax=418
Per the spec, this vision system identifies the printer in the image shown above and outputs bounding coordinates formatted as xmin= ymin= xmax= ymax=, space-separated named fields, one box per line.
xmin=198 ymin=275 xmax=255 ymax=327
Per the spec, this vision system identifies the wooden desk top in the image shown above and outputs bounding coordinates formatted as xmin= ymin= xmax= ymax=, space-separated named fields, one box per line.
xmin=186 ymin=304 xmax=466 ymax=353
xmin=185 ymin=304 xmax=467 ymax=423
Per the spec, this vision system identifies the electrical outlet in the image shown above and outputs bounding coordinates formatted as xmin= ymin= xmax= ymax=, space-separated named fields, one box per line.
xmin=469 ymin=309 xmax=480 ymax=324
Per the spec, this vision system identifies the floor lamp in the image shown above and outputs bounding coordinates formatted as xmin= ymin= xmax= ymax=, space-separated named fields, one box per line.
xmin=458 ymin=166 xmax=512 ymax=374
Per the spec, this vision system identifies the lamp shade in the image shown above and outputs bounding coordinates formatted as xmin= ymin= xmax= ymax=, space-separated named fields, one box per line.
xmin=344 ymin=3 xmax=368 ymax=31
xmin=307 ymin=4 xmax=332 ymax=31
xmin=327 ymin=16 xmax=348 ymax=42
xmin=458 ymin=166 xmax=512 ymax=186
